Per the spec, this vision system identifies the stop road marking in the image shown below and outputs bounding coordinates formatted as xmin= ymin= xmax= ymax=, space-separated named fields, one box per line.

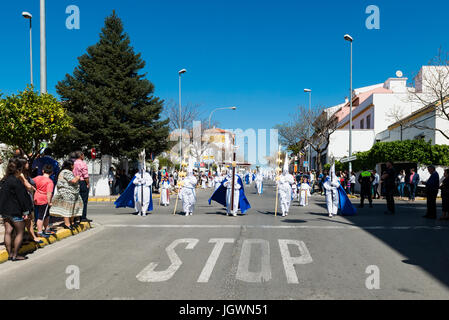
xmin=136 ymin=238 xmax=313 ymax=283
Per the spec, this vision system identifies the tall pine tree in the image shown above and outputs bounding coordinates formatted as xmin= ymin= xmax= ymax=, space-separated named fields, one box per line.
xmin=53 ymin=11 xmax=169 ymax=160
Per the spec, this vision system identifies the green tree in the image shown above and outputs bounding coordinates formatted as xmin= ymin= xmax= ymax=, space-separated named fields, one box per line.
xmin=52 ymin=11 xmax=169 ymax=160
xmin=0 ymin=86 xmax=72 ymax=160
xmin=352 ymin=140 xmax=449 ymax=171
xmin=158 ymin=157 xmax=174 ymax=170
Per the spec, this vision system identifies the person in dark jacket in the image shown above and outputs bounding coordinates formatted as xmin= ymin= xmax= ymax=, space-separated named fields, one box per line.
xmin=0 ymin=159 xmax=34 ymax=261
xmin=423 ymin=165 xmax=440 ymax=219
xmin=381 ymin=161 xmax=396 ymax=215
xmin=358 ymin=168 xmax=374 ymax=208
xmin=439 ymin=169 xmax=449 ymax=220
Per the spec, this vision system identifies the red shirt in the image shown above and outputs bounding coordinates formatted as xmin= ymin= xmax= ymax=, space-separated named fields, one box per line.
xmin=33 ymin=175 xmax=54 ymax=205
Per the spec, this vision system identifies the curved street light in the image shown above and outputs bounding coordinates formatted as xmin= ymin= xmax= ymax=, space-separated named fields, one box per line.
xmin=208 ymin=106 xmax=237 ymax=128
xmin=344 ymin=34 xmax=353 ymax=173
xmin=22 ymin=11 xmax=33 ymax=86
xmin=178 ymin=69 xmax=187 ymax=165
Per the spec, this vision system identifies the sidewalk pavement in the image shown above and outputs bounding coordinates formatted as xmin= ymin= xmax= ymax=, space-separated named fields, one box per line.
xmin=0 ymin=218 xmax=92 ymax=264
xmin=346 ymin=194 xmax=434 ymax=201
xmin=88 ymin=189 xmax=187 ymax=203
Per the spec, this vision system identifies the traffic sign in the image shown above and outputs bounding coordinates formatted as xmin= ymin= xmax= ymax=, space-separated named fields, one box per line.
xmin=340 ymin=155 xmax=357 ymax=163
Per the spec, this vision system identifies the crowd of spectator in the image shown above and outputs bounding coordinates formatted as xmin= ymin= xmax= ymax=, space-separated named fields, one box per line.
xmin=0 ymin=148 xmax=92 ymax=262
xmin=295 ymin=163 xmax=449 ymax=220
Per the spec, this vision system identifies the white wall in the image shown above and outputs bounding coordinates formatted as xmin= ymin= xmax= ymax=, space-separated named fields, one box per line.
xmin=378 ymin=109 xmax=449 ymax=145
xmin=327 ymin=130 xmax=376 ymax=161
xmin=435 ymin=115 xmax=449 ymax=145
xmin=372 ymin=93 xmax=423 ymax=135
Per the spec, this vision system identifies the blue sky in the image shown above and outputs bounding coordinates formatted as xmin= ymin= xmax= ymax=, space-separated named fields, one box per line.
xmin=1 ymin=0 xmax=448 ymax=163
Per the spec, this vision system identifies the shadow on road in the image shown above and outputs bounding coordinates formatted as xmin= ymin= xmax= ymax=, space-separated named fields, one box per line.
xmin=330 ymin=195 xmax=449 ymax=289
xmin=281 ymin=219 xmax=307 ymax=224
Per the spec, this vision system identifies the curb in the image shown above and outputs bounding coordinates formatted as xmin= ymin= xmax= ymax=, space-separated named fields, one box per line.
xmin=0 ymin=222 xmax=92 ymax=264
xmin=89 ymin=191 xmax=186 ymax=203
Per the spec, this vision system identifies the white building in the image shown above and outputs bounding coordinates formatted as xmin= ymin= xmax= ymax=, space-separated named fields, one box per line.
xmin=163 ymin=127 xmax=234 ymax=172
xmin=378 ymin=100 xmax=449 ymax=144
xmin=315 ymin=66 xmax=449 ymax=167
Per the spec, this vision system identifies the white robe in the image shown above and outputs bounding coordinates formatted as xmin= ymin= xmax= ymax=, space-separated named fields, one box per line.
xmin=224 ymin=175 xmax=241 ymax=215
xmin=299 ymin=183 xmax=311 ymax=206
xmin=323 ymin=177 xmax=339 ymax=216
xmin=160 ymin=181 xmax=171 ymax=205
xmin=133 ymin=171 xmax=153 ymax=214
xmin=201 ymin=176 xmax=207 ymax=189
xmin=180 ymin=175 xmax=197 ymax=214
xmin=255 ymin=174 xmax=263 ymax=194
xmin=277 ymin=173 xmax=294 ymax=215
xmin=292 ymin=183 xmax=298 ymax=200
xmin=214 ymin=176 xmax=223 ymax=190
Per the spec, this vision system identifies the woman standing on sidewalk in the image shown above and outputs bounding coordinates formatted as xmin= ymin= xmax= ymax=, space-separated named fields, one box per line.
xmin=50 ymin=160 xmax=82 ymax=230
xmin=397 ymin=170 xmax=406 ymax=200
xmin=440 ymin=169 xmax=449 ymax=220
xmin=0 ymin=159 xmax=33 ymax=261
xmin=16 ymin=158 xmax=43 ymax=244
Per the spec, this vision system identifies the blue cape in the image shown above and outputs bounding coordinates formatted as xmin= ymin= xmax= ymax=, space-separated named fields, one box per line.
xmin=337 ymin=184 xmax=356 ymax=216
xmin=208 ymin=176 xmax=251 ymax=214
xmin=245 ymin=174 xmax=250 ymax=184
xmin=114 ymin=176 xmax=153 ymax=212
xmin=323 ymin=177 xmax=356 ymax=216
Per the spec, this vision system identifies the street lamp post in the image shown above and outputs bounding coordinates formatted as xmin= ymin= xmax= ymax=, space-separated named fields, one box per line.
xmin=304 ymin=88 xmax=312 ymax=171
xmin=178 ymin=69 xmax=187 ymax=167
xmin=344 ymin=34 xmax=353 ymax=173
xmin=40 ymin=0 xmax=47 ymax=94
xmin=208 ymin=106 xmax=237 ymax=128
xmin=22 ymin=12 xmax=33 ymax=87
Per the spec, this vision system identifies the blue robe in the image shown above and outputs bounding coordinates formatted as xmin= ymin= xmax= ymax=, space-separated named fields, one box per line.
xmin=208 ymin=176 xmax=251 ymax=214
xmin=335 ymin=183 xmax=356 ymax=216
xmin=114 ymin=176 xmax=153 ymax=212
xmin=245 ymin=174 xmax=250 ymax=185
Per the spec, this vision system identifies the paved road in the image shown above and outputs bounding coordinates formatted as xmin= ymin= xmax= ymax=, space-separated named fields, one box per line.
xmin=1 ymin=181 xmax=449 ymax=300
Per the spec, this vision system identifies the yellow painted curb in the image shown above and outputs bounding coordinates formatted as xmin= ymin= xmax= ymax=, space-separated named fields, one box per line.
xmin=0 ymin=222 xmax=92 ymax=264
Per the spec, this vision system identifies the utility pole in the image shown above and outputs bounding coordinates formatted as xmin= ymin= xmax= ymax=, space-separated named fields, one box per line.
xmin=40 ymin=0 xmax=47 ymax=94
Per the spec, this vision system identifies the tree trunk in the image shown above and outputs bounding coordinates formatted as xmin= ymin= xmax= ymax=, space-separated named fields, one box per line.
xmin=316 ymin=150 xmax=322 ymax=172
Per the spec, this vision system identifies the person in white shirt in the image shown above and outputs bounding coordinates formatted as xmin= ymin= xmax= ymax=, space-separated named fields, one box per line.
xmin=201 ymin=174 xmax=207 ymax=189
xmin=214 ymin=171 xmax=224 ymax=190
xmin=291 ymin=180 xmax=298 ymax=201
xmin=224 ymin=170 xmax=241 ymax=216
xmin=372 ymin=170 xmax=380 ymax=199
xmin=160 ymin=176 xmax=171 ymax=206
xmin=349 ymin=172 xmax=356 ymax=195
xmin=133 ymin=169 xmax=153 ymax=216
xmin=323 ymin=165 xmax=340 ymax=217
xmin=277 ymin=171 xmax=294 ymax=217
xmin=208 ymin=173 xmax=214 ymax=188
xmin=179 ymin=168 xmax=198 ymax=216
xmin=299 ymin=178 xmax=312 ymax=206
xmin=255 ymin=171 xmax=264 ymax=195
xmin=309 ymin=171 xmax=316 ymax=194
